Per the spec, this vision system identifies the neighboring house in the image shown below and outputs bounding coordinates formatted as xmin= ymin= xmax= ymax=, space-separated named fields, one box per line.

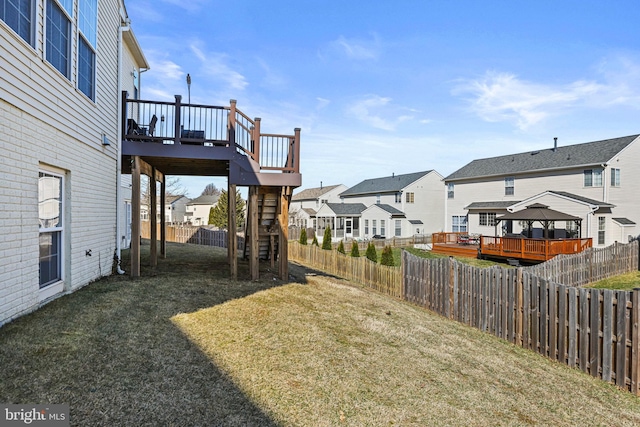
xmin=444 ymin=135 xmax=640 ymax=247
xmin=185 ymin=195 xmax=219 ymax=226
xmin=289 ymin=184 xmax=347 ymax=229
xmin=315 ymin=203 xmax=367 ymax=240
xmin=338 ymin=170 xmax=445 ymax=238
xmin=165 ymin=195 xmax=191 ymax=224
xmin=0 ymin=0 xmax=144 ymax=325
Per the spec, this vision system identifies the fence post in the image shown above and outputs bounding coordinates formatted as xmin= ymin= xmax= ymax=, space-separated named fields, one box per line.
xmin=449 ymin=257 xmax=455 ymax=320
xmin=632 ymin=288 xmax=640 ymax=395
xmin=517 ymin=267 xmax=524 ymax=346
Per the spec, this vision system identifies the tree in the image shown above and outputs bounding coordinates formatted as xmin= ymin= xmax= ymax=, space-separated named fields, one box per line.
xmin=365 ymin=242 xmax=377 ymax=263
xmin=208 ymin=189 xmax=245 ymax=229
xmin=201 ymin=183 xmax=221 ymax=197
xmin=322 ymin=227 xmax=332 ymax=250
xmin=312 ymin=235 xmax=319 ymax=246
xmin=337 ymin=240 xmax=345 ymax=254
xmin=380 ymin=245 xmax=394 ymax=266
xmin=299 ymin=228 xmax=308 ymax=245
xmin=350 ymin=241 xmax=360 ymax=257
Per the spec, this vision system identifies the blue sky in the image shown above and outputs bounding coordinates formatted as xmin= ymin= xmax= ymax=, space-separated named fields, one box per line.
xmin=125 ymin=0 xmax=640 ymax=198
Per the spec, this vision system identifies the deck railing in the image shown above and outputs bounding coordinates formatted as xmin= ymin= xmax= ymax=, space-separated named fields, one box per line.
xmin=481 ymin=236 xmax=592 ymax=261
xmin=121 ymin=91 xmax=300 ymax=174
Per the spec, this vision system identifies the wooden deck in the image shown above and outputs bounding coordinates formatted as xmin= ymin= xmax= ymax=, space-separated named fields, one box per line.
xmin=479 ymin=236 xmax=592 ymax=262
xmin=431 ymin=232 xmax=480 ymax=258
xmin=431 ymin=232 xmax=593 ymax=263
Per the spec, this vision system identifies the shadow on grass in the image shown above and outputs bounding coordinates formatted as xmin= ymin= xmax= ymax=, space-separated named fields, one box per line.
xmin=0 ymin=242 xmax=290 ymax=426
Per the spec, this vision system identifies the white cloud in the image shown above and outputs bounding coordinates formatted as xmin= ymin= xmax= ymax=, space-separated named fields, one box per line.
xmin=190 ymin=43 xmax=248 ymax=91
xmin=454 ymin=56 xmax=640 ymax=130
xmin=346 ymin=95 xmax=413 ymax=131
xmin=321 ymin=34 xmax=381 ymax=61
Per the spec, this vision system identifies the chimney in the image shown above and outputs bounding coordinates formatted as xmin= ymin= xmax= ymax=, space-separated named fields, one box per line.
xmin=553 ymin=137 xmax=558 ymax=152
xmin=392 ymin=172 xmax=394 ymax=178
xmin=320 ymin=181 xmax=323 ymax=189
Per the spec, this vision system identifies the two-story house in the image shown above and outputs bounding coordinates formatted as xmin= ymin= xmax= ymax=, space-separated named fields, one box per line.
xmin=185 ymin=195 xmax=219 ymax=226
xmin=289 ymin=184 xmax=347 ymax=229
xmin=444 ymin=135 xmax=640 ymax=247
xmin=0 ymin=0 xmax=144 ymax=325
xmin=329 ymin=170 xmax=445 ymax=240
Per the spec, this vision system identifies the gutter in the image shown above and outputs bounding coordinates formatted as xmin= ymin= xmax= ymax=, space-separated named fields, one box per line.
xmin=114 ymin=18 xmax=131 ymax=275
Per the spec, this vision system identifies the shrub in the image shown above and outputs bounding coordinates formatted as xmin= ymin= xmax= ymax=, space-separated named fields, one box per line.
xmin=322 ymin=227 xmax=332 ymax=250
xmin=299 ymin=228 xmax=308 ymax=245
xmin=312 ymin=235 xmax=319 ymax=246
xmin=350 ymin=241 xmax=360 ymax=257
xmin=365 ymin=242 xmax=377 ymax=263
xmin=337 ymin=240 xmax=345 ymax=254
xmin=380 ymin=245 xmax=394 ymax=266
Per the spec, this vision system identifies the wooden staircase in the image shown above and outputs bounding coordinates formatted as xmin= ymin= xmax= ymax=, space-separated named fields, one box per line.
xmin=244 ymin=187 xmax=285 ymax=264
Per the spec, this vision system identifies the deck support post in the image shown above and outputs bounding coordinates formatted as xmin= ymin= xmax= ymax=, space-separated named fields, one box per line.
xmin=228 ymin=182 xmax=237 ymax=280
xmin=249 ymin=186 xmax=260 ymax=280
xmin=278 ymin=186 xmax=291 ymax=280
xmin=159 ymin=171 xmax=166 ymax=259
xmin=150 ymin=167 xmax=157 ymax=268
xmin=131 ymin=156 xmax=141 ymax=277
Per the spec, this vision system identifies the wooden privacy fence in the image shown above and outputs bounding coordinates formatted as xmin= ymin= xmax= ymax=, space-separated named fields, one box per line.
xmin=527 ymin=240 xmax=639 ymax=287
xmin=141 ymin=222 xmax=245 ymax=251
xmin=289 ymin=242 xmax=402 ymax=298
xmin=403 ymin=251 xmax=640 ymax=395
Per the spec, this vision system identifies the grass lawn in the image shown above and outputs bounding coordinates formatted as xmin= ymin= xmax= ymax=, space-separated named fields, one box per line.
xmin=586 ymin=271 xmax=640 ymax=291
xmin=1 ymin=242 xmax=640 ymax=426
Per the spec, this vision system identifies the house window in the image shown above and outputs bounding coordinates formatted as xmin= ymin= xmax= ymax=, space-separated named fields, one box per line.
xmin=505 ymin=177 xmax=514 ymax=196
xmin=376 ymin=195 xmax=380 ymax=205
xmin=372 ymin=220 xmax=377 ymax=236
xmin=598 ymin=217 xmax=605 ymax=245
xmin=395 ymin=193 xmax=401 ymax=203
xmin=1 ymin=0 xmax=33 ymax=45
xmin=380 ymin=220 xmax=385 ymax=237
xmin=405 ymin=192 xmax=414 ymax=203
xmin=479 ymin=212 xmax=496 ymax=226
xmin=46 ymin=0 xmax=71 ymax=78
xmin=39 ymin=171 xmax=64 ymax=288
xmin=395 ymin=220 xmax=401 ymax=237
xmin=584 ymin=169 xmax=603 ymax=187
xmin=611 ymin=168 xmax=621 ymax=187
xmin=452 ymin=215 xmax=467 ymax=232
xmin=78 ymin=0 xmax=97 ymax=99
xmin=447 ymin=183 xmax=454 ymax=199
xmin=364 ymin=219 xmax=369 ymax=235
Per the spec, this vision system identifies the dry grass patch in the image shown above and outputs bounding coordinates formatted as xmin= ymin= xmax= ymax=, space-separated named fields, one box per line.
xmin=173 ymin=273 xmax=640 ymax=426
xmin=1 ymin=242 xmax=640 ymax=426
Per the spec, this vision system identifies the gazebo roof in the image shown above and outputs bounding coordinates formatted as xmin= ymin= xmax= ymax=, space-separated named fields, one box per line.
xmin=496 ymin=204 xmax=581 ymax=222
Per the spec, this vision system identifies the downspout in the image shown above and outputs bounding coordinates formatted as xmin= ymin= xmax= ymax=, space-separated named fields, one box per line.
xmin=115 ymin=17 xmax=131 ymax=275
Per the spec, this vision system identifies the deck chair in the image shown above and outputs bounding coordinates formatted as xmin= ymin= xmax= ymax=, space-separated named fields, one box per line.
xmin=148 ymin=114 xmax=158 ymax=137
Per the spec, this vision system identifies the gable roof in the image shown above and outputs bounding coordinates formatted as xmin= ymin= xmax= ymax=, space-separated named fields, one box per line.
xmin=323 ymin=203 xmax=367 ymax=216
xmin=363 ymin=203 xmax=407 ymax=218
xmin=465 ymin=201 xmax=521 ymax=210
xmin=445 ymin=135 xmax=639 ymax=181
xmin=546 ymin=191 xmax=615 ymax=208
xmin=292 ymin=185 xmax=343 ymax=201
xmin=187 ymin=195 xmax=219 ymax=205
xmin=340 ymin=171 xmax=435 ymax=197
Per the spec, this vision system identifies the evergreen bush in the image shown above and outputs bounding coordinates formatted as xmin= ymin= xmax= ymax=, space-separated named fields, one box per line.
xmin=299 ymin=228 xmax=308 ymax=245
xmin=337 ymin=240 xmax=345 ymax=254
xmin=380 ymin=245 xmax=394 ymax=266
xmin=365 ymin=242 xmax=378 ymax=263
xmin=350 ymin=241 xmax=360 ymax=257
xmin=322 ymin=227 xmax=332 ymax=250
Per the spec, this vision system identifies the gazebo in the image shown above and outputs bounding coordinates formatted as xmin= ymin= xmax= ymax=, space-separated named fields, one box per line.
xmin=478 ymin=203 xmax=592 ymax=263
xmin=494 ymin=203 xmax=583 ymax=239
